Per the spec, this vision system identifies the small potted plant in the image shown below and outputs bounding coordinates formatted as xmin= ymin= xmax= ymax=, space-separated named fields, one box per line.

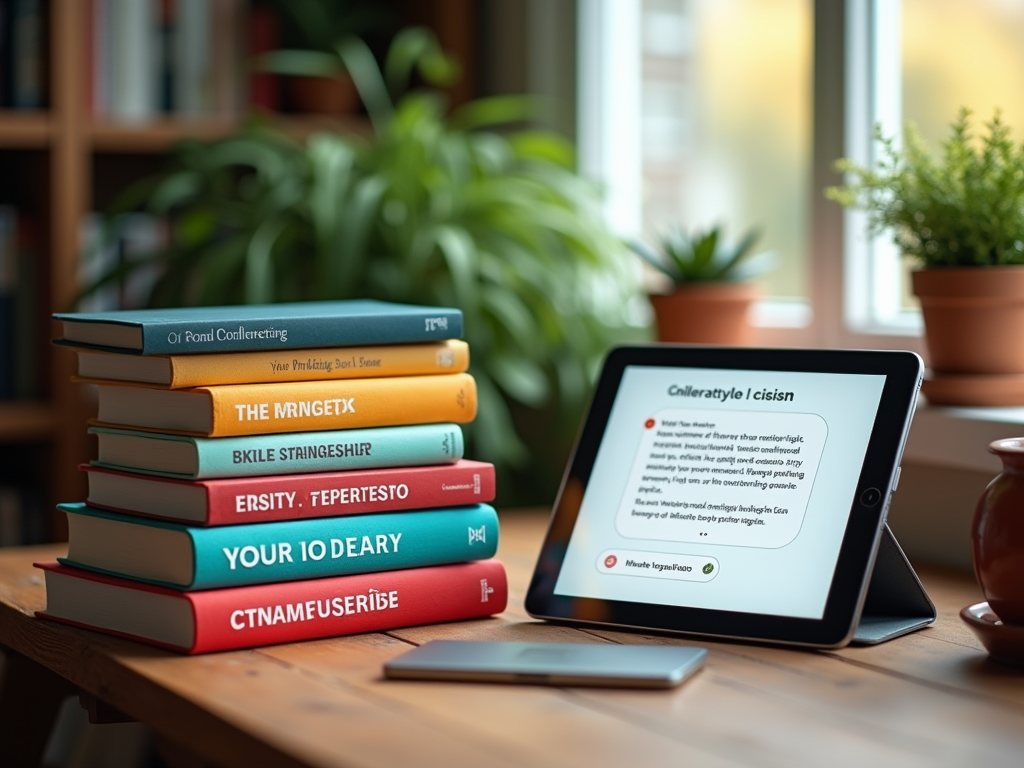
xmin=630 ymin=225 xmax=770 ymax=345
xmin=827 ymin=107 xmax=1024 ymax=405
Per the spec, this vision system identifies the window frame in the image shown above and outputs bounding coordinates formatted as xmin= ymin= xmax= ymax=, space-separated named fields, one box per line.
xmin=577 ymin=0 xmax=926 ymax=358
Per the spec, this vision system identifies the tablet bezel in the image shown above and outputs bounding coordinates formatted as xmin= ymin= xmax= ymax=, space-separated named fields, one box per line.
xmin=524 ymin=345 xmax=923 ymax=648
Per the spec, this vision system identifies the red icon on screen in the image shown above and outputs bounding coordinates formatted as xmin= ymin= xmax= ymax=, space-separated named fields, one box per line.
xmin=644 ymin=418 xmax=655 ymax=429
xmin=604 ymin=555 xmax=618 ymax=568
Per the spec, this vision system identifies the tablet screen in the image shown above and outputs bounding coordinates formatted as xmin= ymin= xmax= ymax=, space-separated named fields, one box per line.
xmin=553 ymin=365 xmax=884 ymax=620
xmin=526 ymin=346 xmax=923 ymax=647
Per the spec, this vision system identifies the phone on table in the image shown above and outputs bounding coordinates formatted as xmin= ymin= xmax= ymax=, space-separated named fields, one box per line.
xmin=383 ymin=640 xmax=707 ymax=688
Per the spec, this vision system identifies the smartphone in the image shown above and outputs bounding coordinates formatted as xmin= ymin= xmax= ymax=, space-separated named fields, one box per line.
xmin=383 ymin=640 xmax=707 ymax=688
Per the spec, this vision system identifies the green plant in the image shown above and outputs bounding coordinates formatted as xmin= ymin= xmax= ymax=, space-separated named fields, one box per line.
xmin=826 ymin=107 xmax=1024 ymax=268
xmin=629 ymin=225 xmax=769 ymax=284
xmin=83 ymin=29 xmax=647 ymax=504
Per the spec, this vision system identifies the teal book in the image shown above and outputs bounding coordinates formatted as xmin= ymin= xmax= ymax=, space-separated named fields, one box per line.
xmin=53 ymin=299 xmax=463 ymax=355
xmin=59 ymin=502 xmax=500 ymax=590
xmin=89 ymin=423 xmax=464 ymax=479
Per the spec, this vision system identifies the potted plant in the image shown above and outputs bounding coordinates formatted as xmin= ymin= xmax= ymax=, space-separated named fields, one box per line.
xmin=629 ymin=225 xmax=770 ymax=345
xmin=82 ymin=29 xmax=647 ymax=505
xmin=827 ymin=108 xmax=1024 ymax=405
xmin=258 ymin=0 xmax=397 ymax=114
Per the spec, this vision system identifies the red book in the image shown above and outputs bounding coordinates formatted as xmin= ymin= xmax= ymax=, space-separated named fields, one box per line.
xmin=36 ymin=559 xmax=508 ymax=654
xmin=82 ymin=459 xmax=496 ymax=525
xmin=246 ymin=5 xmax=279 ymax=111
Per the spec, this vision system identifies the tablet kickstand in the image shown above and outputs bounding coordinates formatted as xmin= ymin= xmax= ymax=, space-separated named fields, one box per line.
xmin=852 ymin=523 xmax=937 ymax=645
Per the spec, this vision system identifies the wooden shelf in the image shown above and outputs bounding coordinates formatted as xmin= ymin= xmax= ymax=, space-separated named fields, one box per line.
xmin=0 ymin=111 xmax=53 ymax=148
xmin=89 ymin=118 xmax=243 ymax=153
xmin=0 ymin=403 xmax=58 ymax=442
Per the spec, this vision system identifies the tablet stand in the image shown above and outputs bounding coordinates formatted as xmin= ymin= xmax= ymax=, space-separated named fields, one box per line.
xmin=851 ymin=524 xmax=937 ymax=645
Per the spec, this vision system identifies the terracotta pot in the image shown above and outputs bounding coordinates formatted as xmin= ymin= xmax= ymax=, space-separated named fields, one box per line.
xmin=285 ymin=74 xmax=360 ymax=115
xmin=972 ymin=438 xmax=1024 ymax=625
xmin=649 ymin=282 xmax=758 ymax=345
xmin=912 ymin=266 xmax=1024 ymax=374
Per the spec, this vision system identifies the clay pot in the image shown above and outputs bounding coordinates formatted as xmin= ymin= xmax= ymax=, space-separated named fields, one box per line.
xmin=285 ymin=74 xmax=360 ymax=115
xmin=649 ymin=282 xmax=758 ymax=345
xmin=972 ymin=438 xmax=1024 ymax=624
xmin=912 ymin=266 xmax=1024 ymax=374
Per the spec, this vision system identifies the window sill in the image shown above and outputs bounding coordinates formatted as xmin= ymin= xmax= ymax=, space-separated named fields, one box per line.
xmin=903 ymin=403 xmax=1024 ymax=474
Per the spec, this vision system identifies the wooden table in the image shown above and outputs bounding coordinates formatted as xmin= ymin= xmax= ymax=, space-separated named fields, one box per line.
xmin=1 ymin=510 xmax=1023 ymax=768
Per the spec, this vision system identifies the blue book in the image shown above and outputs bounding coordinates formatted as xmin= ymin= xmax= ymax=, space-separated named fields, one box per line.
xmin=89 ymin=423 xmax=465 ymax=480
xmin=59 ymin=502 xmax=500 ymax=590
xmin=53 ymin=299 xmax=463 ymax=355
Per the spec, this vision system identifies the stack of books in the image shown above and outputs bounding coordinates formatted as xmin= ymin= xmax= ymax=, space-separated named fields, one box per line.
xmin=37 ymin=300 xmax=508 ymax=654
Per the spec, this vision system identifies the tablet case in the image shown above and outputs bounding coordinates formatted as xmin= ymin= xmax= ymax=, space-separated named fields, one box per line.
xmin=851 ymin=523 xmax=937 ymax=644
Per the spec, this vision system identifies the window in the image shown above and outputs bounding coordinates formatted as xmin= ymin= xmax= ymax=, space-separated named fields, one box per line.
xmin=579 ymin=0 xmax=1024 ymax=353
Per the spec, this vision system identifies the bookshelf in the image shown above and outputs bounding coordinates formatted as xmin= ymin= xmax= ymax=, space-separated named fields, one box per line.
xmin=0 ymin=0 xmax=476 ymax=542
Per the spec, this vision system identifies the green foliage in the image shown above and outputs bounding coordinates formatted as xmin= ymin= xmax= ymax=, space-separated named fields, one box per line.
xmin=826 ymin=107 xmax=1024 ymax=268
xmin=83 ymin=29 xmax=648 ymax=505
xmin=628 ymin=225 xmax=770 ymax=284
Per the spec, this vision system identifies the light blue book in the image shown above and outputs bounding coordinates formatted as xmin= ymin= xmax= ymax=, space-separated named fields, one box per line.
xmin=54 ymin=299 xmax=463 ymax=355
xmin=59 ymin=502 xmax=500 ymax=591
xmin=89 ymin=423 xmax=464 ymax=479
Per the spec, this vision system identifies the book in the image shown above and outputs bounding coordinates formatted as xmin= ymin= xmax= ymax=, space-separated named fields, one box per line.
xmin=58 ymin=502 xmax=500 ymax=590
xmin=72 ymin=339 xmax=470 ymax=388
xmin=91 ymin=373 xmax=477 ymax=437
xmin=36 ymin=558 xmax=507 ymax=654
xmin=53 ymin=299 xmax=464 ymax=355
xmin=83 ymin=459 xmax=496 ymax=525
xmin=89 ymin=423 xmax=465 ymax=480
xmin=110 ymin=0 xmax=159 ymax=121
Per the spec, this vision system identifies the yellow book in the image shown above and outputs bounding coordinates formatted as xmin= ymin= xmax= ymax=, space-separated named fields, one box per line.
xmin=72 ymin=340 xmax=469 ymax=388
xmin=91 ymin=374 xmax=477 ymax=437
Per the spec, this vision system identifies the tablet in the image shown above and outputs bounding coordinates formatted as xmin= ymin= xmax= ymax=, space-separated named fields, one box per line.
xmin=525 ymin=345 xmax=925 ymax=649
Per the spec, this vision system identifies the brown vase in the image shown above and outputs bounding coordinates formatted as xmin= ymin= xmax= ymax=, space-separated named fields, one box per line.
xmin=649 ymin=282 xmax=758 ymax=345
xmin=912 ymin=266 xmax=1024 ymax=374
xmin=972 ymin=438 xmax=1024 ymax=625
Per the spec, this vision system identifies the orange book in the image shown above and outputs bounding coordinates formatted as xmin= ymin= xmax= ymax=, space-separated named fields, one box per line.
xmin=72 ymin=340 xmax=469 ymax=388
xmin=90 ymin=373 xmax=477 ymax=437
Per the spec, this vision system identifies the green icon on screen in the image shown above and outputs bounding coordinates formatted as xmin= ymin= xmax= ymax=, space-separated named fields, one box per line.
xmin=702 ymin=563 xmax=714 ymax=575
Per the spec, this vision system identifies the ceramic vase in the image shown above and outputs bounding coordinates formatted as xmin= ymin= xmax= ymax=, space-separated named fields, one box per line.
xmin=972 ymin=437 xmax=1024 ymax=624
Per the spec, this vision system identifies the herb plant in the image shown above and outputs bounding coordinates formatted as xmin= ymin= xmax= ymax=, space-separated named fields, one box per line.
xmin=826 ymin=107 xmax=1024 ymax=268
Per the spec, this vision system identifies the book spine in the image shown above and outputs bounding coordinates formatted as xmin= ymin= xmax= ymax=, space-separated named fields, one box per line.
xmin=203 ymin=373 xmax=477 ymax=437
xmin=133 ymin=307 xmax=463 ymax=354
xmin=10 ymin=0 xmax=44 ymax=109
xmin=190 ymin=559 xmax=507 ymax=653
xmin=173 ymin=0 xmax=209 ymax=117
xmin=110 ymin=0 xmax=158 ymax=121
xmin=193 ymin=503 xmax=500 ymax=589
xmin=205 ymin=460 xmax=495 ymax=524
xmin=160 ymin=339 xmax=469 ymax=388
xmin=91 ymin=422 xmax=465 ymax=479
xmin=87 ymin=460 xmax=496 ymax=524
xmin=246 ymin=4 xmax=278 ymax=111
xmin=61 ymin=503 xmax=500 ymax=589
xmin=0 ymin=205 xmax=16 ymax=398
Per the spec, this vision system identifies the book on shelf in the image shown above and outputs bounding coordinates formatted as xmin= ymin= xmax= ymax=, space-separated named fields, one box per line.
xmin=53 ymin=299 xmax=464 ymax=355
xmin=83 ymin=459 xmax=496 ymax=525
xmin=37 ymin=558 xmax=508 ymax=654
xmin=0 ymin=205 xmax=37 ymax=400
xmin=0 ymin=205 xmax=16 ymax=398
xmin=89 ymin=373 xmax=478 ymax=437
xmin=71 ymin=339 xmax=470 ymax=388
xmin=1 ymin=0 xmax=45 ymax=110
xmin=89 ymin=423 xmax=465 ymax=480
xmin=58 ymin=502 xmax=500 ymax=590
